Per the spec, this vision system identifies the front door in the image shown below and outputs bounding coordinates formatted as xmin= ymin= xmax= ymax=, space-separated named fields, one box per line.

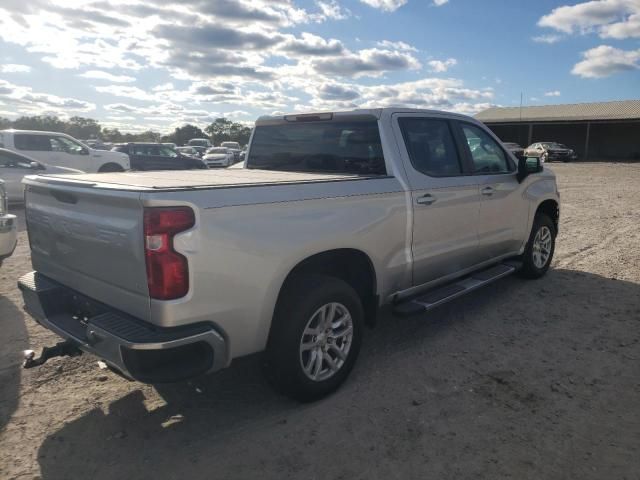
xmin=393 ymin=114 xmax=483 ymax=286
xmin=456 ymin=121 xmax=529 ymax=260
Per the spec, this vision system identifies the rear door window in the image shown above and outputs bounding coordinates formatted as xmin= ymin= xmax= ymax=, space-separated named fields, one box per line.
xmin=247 ymin=120 xmax=386 ymax=175
xmin=398 ymin=118 xmax=462 ymax=177
xmin=14 ymin=134 xmax=52 ymax=151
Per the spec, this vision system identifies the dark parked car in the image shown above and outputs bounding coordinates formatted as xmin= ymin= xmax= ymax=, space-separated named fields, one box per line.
xmin=524 ymin=142 xmax=577 ymax=163
xmin=112 ymin=143 xmax=206 ymax=170
xmin=502 ymin=142 xmax=525 ymax=160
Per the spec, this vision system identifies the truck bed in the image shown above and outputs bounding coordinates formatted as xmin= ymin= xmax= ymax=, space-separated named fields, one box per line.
xmin=26 ymin=169 xmax=372 ymax=191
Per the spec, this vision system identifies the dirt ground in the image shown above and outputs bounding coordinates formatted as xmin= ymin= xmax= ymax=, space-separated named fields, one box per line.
xmin=1 ymin=163 xmax=639 ymax=480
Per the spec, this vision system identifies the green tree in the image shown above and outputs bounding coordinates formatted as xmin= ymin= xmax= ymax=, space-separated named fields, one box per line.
xmin=166 ymin=124 xmax=207 ymax=146
xmin=101 ymin=128 xmax=124 ymax=143
xmin=65 ymin=116 xmax=101 ymax=140
xmin=0 ymin=117 xmax=11 ymax=130
xmin=205 ymin=118 xmax=233 ymax=144
xmin=205 ymin=118 xmax=252 ymax=146
xmin=12 ymin=115 xmax=66 ymax=132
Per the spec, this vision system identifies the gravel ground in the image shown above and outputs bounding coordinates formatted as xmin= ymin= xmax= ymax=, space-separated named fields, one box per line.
xmin=1 ymin=163 xmax=639 ymax=480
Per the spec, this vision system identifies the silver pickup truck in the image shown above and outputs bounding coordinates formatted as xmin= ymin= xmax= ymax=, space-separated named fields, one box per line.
xmin=18 ymin=108 xmax=559 ymax=401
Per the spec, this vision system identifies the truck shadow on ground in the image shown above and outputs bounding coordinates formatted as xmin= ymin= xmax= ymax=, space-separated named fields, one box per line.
xmin=35 ymin=269 xmax=640 ymax=479
xmin=0 ymin=296 xmax=28 ymax=431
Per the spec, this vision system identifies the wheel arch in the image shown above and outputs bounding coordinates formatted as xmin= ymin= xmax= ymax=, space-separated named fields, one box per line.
xmin=535 ymin=199 xmax=559 ymax=234
xmin=98 ymin=162 xmax=124 ymax=173
xmin=275 ymin=248 xmax=379 ymax=327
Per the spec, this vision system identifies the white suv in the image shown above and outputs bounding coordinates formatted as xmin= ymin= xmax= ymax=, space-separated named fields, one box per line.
xmin=0 ymin=130 xmax=129 ymax=173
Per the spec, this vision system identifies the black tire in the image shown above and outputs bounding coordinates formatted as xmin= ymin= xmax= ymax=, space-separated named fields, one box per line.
xmin=265 ymin=274 xmax=364 ymax=402
xmin=98 ymin=163 xmax=124 ymax=173
xmin=519 ymin=213 xmax=556 ymax=279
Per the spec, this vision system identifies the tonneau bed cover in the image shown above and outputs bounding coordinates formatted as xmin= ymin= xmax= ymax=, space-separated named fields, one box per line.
xmin=24 ymin=169 xmax=370 ymax=191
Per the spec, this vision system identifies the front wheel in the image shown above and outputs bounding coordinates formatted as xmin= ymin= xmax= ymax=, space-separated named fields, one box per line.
xmin=265 ymin=274 xmax=364 ymax=402
xmin=519 ymin=213 xmax=556 ymax=279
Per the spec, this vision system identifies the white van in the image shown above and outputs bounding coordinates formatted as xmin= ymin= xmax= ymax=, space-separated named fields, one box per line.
xmin=0 ymin=130 xmax=129 ymax=173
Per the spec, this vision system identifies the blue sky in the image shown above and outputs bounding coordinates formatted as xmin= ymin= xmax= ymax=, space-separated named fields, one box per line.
xmin=0 ymin=0 xmax=638 ymax=133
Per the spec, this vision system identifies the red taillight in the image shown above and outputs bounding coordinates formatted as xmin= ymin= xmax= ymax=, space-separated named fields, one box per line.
xmin=143 ymin=207 xmax=195 ymax=300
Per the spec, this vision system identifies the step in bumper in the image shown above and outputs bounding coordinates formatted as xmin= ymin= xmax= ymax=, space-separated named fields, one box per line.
xmin=18 ymin=271 xmax=227 ymax=383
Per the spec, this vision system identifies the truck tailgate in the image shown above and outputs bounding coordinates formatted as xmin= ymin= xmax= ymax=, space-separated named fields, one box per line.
xmin=24 ymin=177 xmax=150 ymax=321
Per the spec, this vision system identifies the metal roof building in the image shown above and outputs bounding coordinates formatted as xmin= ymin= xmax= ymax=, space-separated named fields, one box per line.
xmin=476 ymin=100 xmax=640 ymax=161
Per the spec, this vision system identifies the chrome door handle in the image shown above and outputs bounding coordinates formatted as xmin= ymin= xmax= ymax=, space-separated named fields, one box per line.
xmin=481 ymin=186 xmax=495 ymax=196
xmin=416 ymin=194 xmax=436 ymax=205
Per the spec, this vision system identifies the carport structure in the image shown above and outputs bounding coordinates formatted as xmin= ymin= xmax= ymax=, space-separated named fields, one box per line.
xmin=476 ymin=100 xmax=640 ymax=161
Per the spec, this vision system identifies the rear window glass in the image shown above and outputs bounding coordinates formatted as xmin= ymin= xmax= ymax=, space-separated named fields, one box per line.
xmin=247 ymin=120 xmax=386 ymax=175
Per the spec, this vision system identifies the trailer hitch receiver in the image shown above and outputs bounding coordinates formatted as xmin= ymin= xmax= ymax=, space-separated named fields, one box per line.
xmin=23 ymin=340 xmax=83 ymax=369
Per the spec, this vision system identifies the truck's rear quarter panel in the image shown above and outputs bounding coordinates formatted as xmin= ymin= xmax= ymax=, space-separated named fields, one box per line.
xmin=141 ymin=177 xmax=408 ymax=358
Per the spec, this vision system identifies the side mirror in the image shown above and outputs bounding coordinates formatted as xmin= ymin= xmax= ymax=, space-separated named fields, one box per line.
xmin=517 ymin=157 xmax=543 ymax=183
xmin=29 ymin=161 xmax=44 ymax=170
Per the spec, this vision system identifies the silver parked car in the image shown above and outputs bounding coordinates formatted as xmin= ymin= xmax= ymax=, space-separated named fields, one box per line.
xmin=202 ymin=147 xmax=234 ymax=167
xmin=0 ymin=148 xmax=83 ymax=202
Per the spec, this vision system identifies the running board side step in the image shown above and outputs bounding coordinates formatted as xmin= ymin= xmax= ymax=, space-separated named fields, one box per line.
xmin=393 ymin=261 xmax=522 ymax=317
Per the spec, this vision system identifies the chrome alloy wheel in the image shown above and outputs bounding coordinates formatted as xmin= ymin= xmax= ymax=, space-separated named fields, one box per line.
xmin=299 ymin=302 xmax=353 ymax=382
xmin=532 ymin=225 xmax=552 ymax=268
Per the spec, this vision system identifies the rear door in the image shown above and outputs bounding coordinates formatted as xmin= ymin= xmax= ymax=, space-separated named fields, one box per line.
xmin=456 ymin=121 xmax=529 ymax=260
xmin=393 ymin=114 xmax=483 ymax=286
xmin=13 ymin=133 xmax=62 ymax=165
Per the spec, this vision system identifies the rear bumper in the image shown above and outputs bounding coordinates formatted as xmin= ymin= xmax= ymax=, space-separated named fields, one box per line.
xmin=18 ymin=271 xmax=228 ymax=383
xmin=0 ymin=214 xmax=17 ymax=260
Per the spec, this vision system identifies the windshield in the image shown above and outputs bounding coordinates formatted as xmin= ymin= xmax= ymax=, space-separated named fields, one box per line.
xmin=247 ymin=120 xmax=386 ymax=175
xmin=221 ymin=142 xmax=240 ymax=149
xmin=207 ymin=148 xmax=228 ymax=154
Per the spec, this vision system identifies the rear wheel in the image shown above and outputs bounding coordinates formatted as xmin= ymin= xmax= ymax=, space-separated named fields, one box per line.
xmin=98 ymin=163 xmax=124 ymax=173
xmin=265 ymin=274 xmax=363 ymax=402
xmin=519 ymin=213 xmax=556 ymax=279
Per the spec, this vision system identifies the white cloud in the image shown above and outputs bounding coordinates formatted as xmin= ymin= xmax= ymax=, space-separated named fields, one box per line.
xmin=544 ymin=90 xmax=561 ymax=96
xmin=315 ymin=0 xmax=350 ymax=20
xmin=376 ymin=40 xmax=418 ymax=51
xmin=532 ymin=34 xmax=562 ymax=43
xmin=312 ymin=47 xmax=421 ymax=77
xmin=433 ymin=0 xmax=450 ymax=5
xmin=538 ymin=0 xmax=640 ymax=39
xmin=79 ymin=70 xmax=136 ymax=83
xmin=0 ymin=79 xmax=95 ymax=116
xmin=0 ymin=64 xmax=31 ymax=73
xmin=152 ymin=82 xmax=175 ymax=92
xmin=359 ymin=0 xmax=407 ymax=12
xmin=95 ymin=85 xmax=155 ymax=101
xmin=428 ymin=58 xmax=457 ymax=72
xmin=571 ymin=45 xmax=640 ymax=78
